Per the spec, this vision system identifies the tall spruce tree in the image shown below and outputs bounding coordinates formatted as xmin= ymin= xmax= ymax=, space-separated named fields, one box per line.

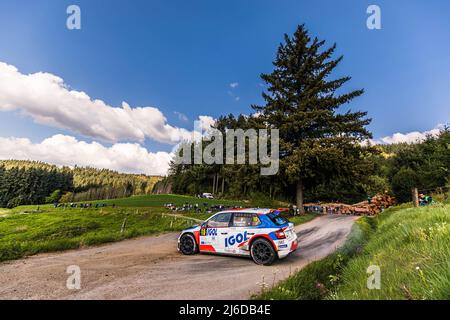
xmin=253 ymin=25 xmax=372 ymax=213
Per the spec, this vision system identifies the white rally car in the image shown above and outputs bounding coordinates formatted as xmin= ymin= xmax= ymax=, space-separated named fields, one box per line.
xmin=177 ymin=208 xmax=298 ymax=265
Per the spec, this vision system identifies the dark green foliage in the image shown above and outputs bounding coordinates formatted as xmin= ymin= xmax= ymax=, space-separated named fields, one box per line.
xmin=386 ymin=128 xmax=450 ymax=202
xmin=0 ymin=165 xmax=72 ymax=208
xmin=0 ymin=160 xmax=162 ymax=207
xmin=45 ymin=189 xmax=62 ymax=204
xmin=391 ymin=168 xmax=420 ymax=203
xmin=252 ymin=24 xmax=372 ymax=209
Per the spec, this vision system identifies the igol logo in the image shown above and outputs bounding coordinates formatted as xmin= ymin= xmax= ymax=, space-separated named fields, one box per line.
xmin=201 ymin=228 xmax=217 ymax=236
xmin=225 ymin=232 xmax=248 ymax=247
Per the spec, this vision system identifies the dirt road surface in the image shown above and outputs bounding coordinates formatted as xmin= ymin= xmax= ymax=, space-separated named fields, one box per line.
xmin=0 ymin=215 xmax=357 ymax=300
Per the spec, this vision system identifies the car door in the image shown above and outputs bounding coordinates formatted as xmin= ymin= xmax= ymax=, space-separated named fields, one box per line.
xmin=225 ymin=212 xmax=261 ymax=255
xmin=199 ymin=212 xmax=232 ymax=253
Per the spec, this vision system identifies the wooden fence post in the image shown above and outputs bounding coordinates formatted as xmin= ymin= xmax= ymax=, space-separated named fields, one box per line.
xmin=412 ymin=188 xmax=419 ymax=207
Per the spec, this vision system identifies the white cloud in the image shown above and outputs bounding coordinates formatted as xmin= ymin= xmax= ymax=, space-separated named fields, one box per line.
xmin=0 ymin=134 xmax=172 ymax=176
xmin=228 ymin=83 xmax=240 ymax=101
xmin=197 ymin=115 xmax=216 ymax=131
xmin=227 ymin=90 xmax=240 ymax=102
xmin=379 ymin=125 xmax=444 ymax=144
xmin=366 ymin=125 xmax=445 ymax=145
xmin=0 ymin=61 xmax=209 ymax=144
xmin=174 ymin=111 xmax=188 ymax=122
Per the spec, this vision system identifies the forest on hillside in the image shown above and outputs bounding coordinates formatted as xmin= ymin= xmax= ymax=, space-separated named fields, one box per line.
xmin=0 ymin=160 xmax=162 ymax=208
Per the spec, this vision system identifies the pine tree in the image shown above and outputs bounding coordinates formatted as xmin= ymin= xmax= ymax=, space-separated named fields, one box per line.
xmin=253 ymin=25 xmax=372 ymax=212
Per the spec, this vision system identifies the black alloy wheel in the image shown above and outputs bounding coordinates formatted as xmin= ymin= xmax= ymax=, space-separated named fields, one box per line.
xmin=250 ymin=238 xmax=276 ymax=265
xmin=179 ymin=233 xmax=197 ymax=255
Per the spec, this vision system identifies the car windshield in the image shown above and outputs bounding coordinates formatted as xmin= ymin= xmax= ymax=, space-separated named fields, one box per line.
xmin=267 ymin=212 xmax=289 ymax=226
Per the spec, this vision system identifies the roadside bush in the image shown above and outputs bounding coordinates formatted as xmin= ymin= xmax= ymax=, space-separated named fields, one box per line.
xmin=45 ymin=190 xmax=62 ymax=204
xmin=391 ymin=167 xmax=420 ymax=203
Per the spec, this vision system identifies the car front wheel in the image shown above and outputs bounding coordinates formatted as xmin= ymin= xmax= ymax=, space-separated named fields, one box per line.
xmin=250 ymin=238 xmax=276 ymax=265
xmin=179 ymin=233 xmax=197 ymax=255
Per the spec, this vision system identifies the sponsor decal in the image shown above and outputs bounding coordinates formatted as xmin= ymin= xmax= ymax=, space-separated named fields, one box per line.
xmin=201 ymin=228 xmax=217 ymax=236
xmin=279 ymin=244 xmax=288 ymax=249
xmin=225 ymin=231 xmax=248 ymax=247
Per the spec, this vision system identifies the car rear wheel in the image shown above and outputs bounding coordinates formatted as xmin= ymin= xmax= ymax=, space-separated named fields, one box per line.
xmin=250 ymin=238 xmax=276 ymax=265
xmin=179 ymin=233 xmax=197 ymax=255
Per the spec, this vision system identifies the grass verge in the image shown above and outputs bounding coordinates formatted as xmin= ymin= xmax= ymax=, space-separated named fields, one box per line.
xmin=255 ymin=203 xmax=450 ymax=300
xmin=287 ymin=213 xmax=319 ymax=226
xmin=333 ymin=204 xmax=450 ymax=299
xmin=253 ymin=216 xmax=375 ymax=300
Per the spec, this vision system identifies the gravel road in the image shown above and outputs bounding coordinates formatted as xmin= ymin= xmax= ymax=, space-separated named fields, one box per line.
xmin=0 ymin=214 xmax=357 ymax=300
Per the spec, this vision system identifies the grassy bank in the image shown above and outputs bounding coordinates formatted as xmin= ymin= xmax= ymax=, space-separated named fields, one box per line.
xmin=287 ymin=213 xmax=318 ymax=226
xmin=334 ymin=204 xmax=450 ymax=299
xmin=254 ymin=216 xmax=375 ymax=300
xmin=0 ymin=207 xmax=197 ymax=262
xmin=255 ymin=203 xmax=450 ymax=300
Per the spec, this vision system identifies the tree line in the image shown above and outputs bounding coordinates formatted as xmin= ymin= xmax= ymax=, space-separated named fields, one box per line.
xmin=158 ymin=25 xmax=450 ymax=207
xmin=0 ymin=160 xmax=162 ymax=208
xmin=0 ymin=166 xmax=73 ymax=208
xmin=380 ymin=130 xmax=450 ymax=202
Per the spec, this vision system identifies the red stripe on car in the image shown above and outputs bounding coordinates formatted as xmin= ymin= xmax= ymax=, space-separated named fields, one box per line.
xmin=199 ymin=245 xmax=216 ymax=252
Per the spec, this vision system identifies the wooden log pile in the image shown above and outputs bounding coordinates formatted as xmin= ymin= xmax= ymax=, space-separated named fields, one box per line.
xmin=352 ymin=193 xmax=396 ymax=216
xmin=304 ymin=193 xmax=396 ymax=216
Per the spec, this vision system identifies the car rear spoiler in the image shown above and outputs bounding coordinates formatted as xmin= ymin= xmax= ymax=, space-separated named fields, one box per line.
xmin=269 ymin=208 xmax=290 ymax=215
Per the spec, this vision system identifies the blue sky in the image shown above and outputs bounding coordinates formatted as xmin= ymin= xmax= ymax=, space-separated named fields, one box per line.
xmin=0 ymin=0 xmax=449 ymax=174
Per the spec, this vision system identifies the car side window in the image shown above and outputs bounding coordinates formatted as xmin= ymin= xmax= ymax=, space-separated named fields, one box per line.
xmin=232 ymin=213 xmax=261 ymax=227
xmin=207 ymin=212 xmax=232 ymax=228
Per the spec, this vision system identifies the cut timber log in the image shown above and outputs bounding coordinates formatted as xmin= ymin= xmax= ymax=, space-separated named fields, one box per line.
xmin=304 ymin=193 xmax=396 ymax=216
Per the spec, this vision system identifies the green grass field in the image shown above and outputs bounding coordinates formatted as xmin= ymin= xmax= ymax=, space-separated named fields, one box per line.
xmin=1 ymin=194 xmax=247 ymax=213
xmin=0 ymin=194 xmax=318 ymax=262
xmin=88 ymin=194 xmax=249 ymax=207
xmin=256 ymin=203 xmax=450 ymax=300
xmin=0 ymin=194 xmax=248 ymax=217
xmin=0 ymin=207 xmax=201 ymax=262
